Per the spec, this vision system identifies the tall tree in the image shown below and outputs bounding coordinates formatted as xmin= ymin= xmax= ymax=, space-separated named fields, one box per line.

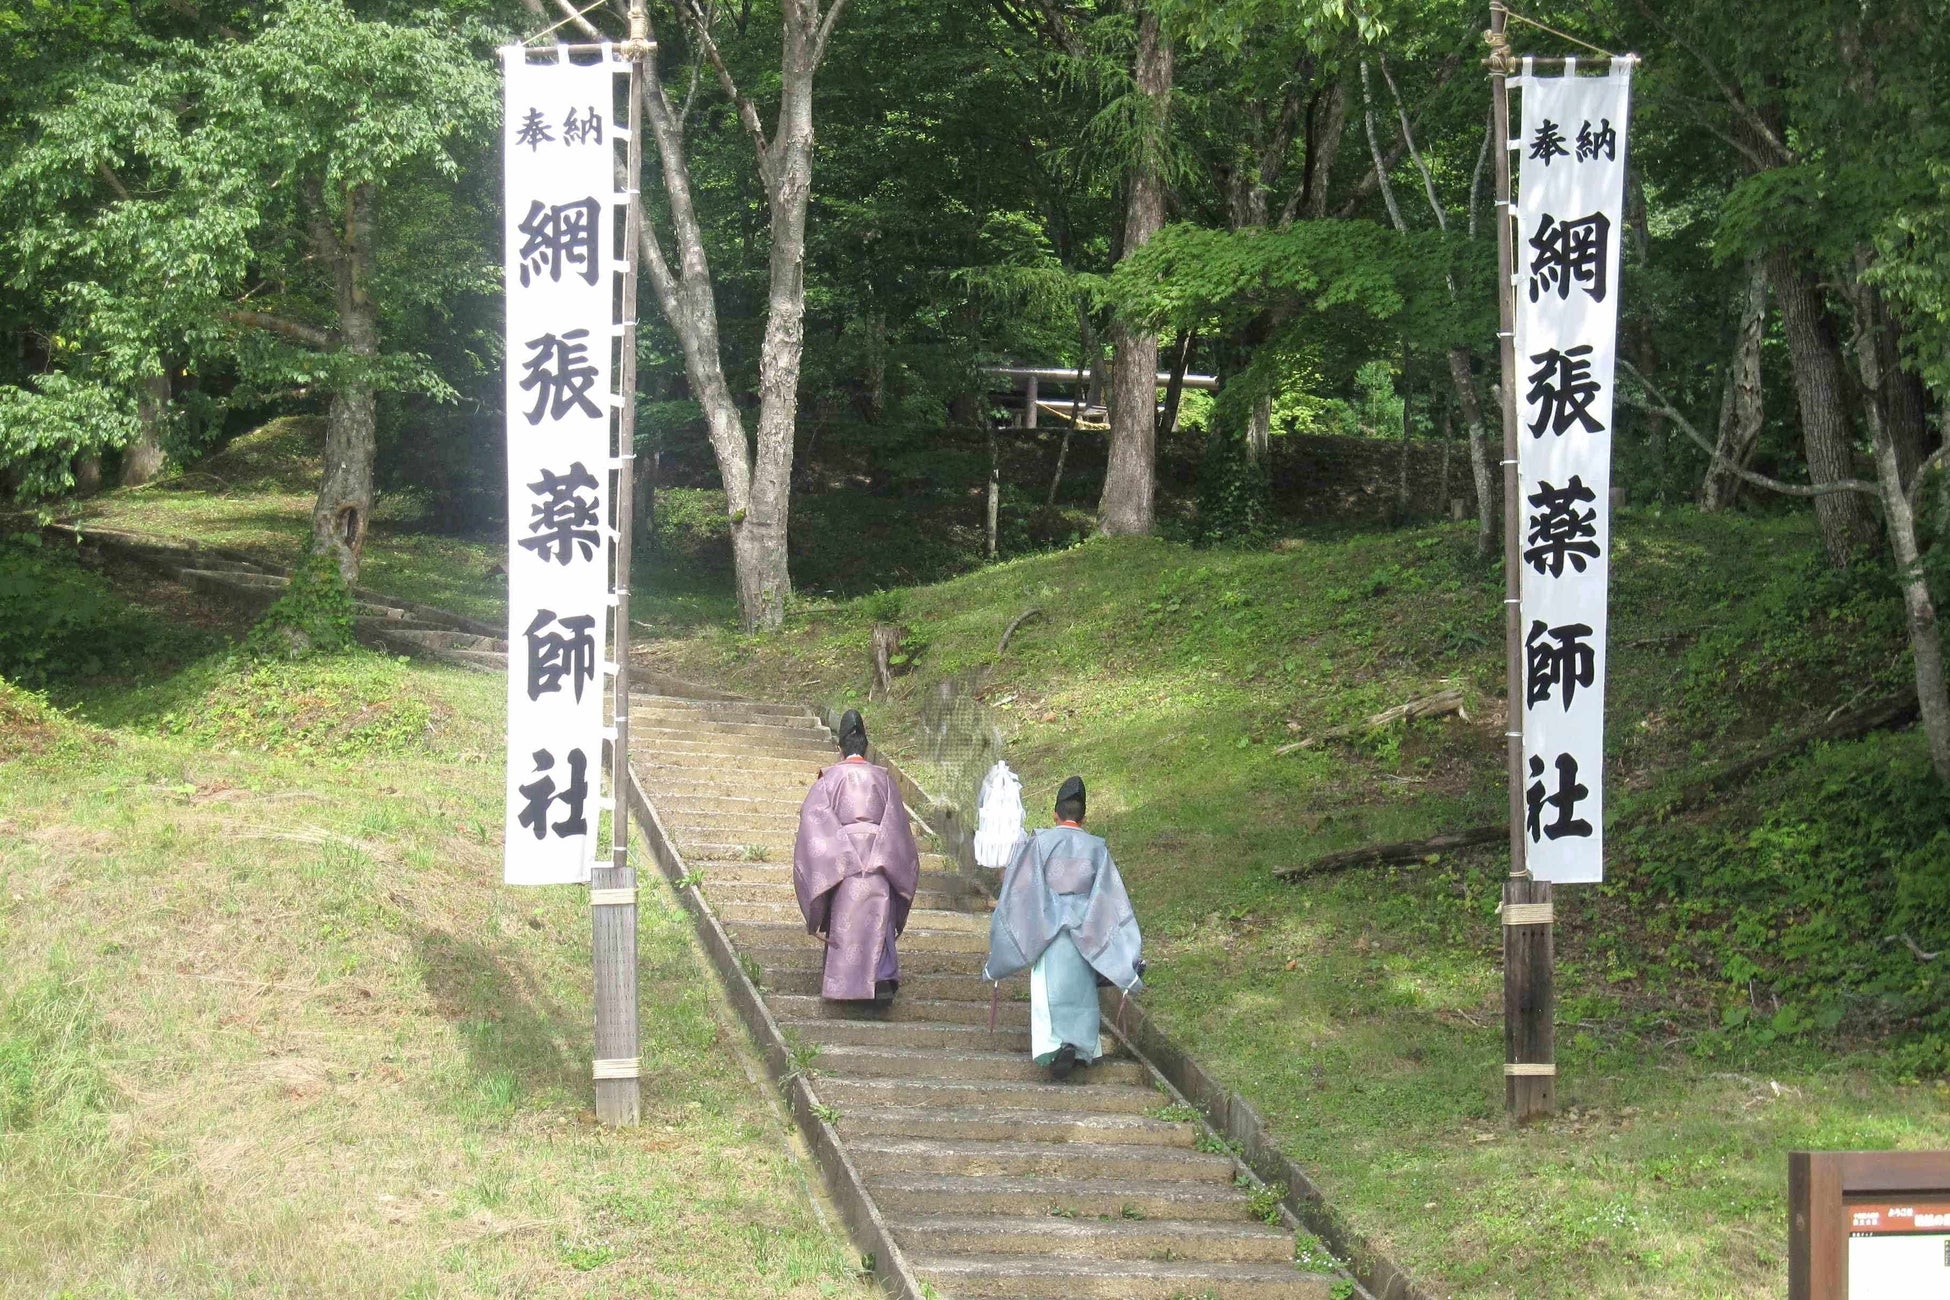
xmin=4 ymin=0 xmax=497 ymax=582
xmin=542 ymin=0 xmax=845 ymax=629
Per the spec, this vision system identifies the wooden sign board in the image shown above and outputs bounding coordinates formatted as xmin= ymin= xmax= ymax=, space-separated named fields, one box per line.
xmin=1790 ymin=1151 xmax=1950 ymax=1299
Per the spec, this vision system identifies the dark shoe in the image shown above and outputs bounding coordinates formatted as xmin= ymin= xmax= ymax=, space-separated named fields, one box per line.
xmin=1048 ymin=1042 xmax=1078 ymax=1082
xmin=872 ymin=979 xmax=897 ymax=1008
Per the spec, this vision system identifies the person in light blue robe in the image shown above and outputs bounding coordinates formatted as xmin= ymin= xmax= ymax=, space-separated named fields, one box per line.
xmin=982 ymin=776 xmax=1144 ymax=1081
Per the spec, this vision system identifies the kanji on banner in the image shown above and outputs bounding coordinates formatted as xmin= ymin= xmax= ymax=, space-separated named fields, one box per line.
xmin=1513 ymin=58 xmax=1631 ymax=884
xmin=501 ymin=48 xmax=623 ymax=886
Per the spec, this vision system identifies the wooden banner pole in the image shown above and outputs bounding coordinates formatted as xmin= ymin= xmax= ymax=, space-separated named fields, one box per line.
xmin=1489 ymin=0 xmax=1555 ymax=1122
xmin=592 ymin=7 xmax=650 ymax=1127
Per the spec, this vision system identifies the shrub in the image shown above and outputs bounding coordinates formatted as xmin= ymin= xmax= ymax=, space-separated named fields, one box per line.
xmin=245 ymin=551 xmax=356 ymax=659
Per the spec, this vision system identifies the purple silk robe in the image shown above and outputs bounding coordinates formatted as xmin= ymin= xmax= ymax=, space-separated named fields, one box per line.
xmin=793 ymin=757 xmax=920 ymax=1000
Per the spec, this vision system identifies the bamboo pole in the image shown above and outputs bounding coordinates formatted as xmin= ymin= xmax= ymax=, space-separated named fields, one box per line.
xmin=1490 ymin=0 xmax=1555 ymax=1122
xmin=592 ymin=10 xmax=651 ymax=1128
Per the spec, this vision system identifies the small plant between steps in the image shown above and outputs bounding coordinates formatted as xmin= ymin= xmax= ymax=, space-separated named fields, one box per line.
xmin=244 ymin=550 xmax=354 ymax=659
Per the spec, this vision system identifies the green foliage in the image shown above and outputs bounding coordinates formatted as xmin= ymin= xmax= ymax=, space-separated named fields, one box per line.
xmin=1674 ymin=553 xmax=1908 ymax=736
xmin=0 ymin=533 xmax=210 ymax=689
xmin=862 ymin=589 xmax=906 ymax=625
xmin=143 ymin=651 xmax=438 ymax=760
xmin=1245 ymin=1179 xmax=1287 ymax=1226
xmin=0 ymin=372 xmax=139 ymax=499
xmin=1193 ymin=432 xmax=1270 ymax=544
xmin=245 ymin=551 xmax=356 ymax=660
xmin=1619 ymin=732 xmax=1950 ymax=1074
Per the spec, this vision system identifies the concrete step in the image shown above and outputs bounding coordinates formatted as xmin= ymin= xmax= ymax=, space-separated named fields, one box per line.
xmin=630 ymin=714 xmax=830 ymax=741
xmin=769 ymin=996 xmax=1028 ymax=1028
xmin=791 ymin=1018 xmax=1032 ymax=1052
xmin=637 ymin=755 xmax=830 ymax=783
xmin=702 ymin=880 xmax=974 ymax=913
xmin=820 ymin=1076 xmax=1160 ymax=1118
xmin=644 ymin=792 xmax=808 ymax=817
xmin=182 ymin=567 xmax=284 ymax=588
xmin=634 ymin=734 xmax=837 ymax=764
xmin=637 ymin=696 xmax=816 ymax=723
xmin=910 ymin=1255 xmax=1333 ymax=1299
xmin=663 ymin=819 xmax=803 ymax=847
xmin=893 ymin=1214 xmax=1292 ymax=1264
xmin=440 ymin=649 xmax=508 ymax=670
xmin=866 ymin=1173 xmax=1257 ymax=1222
xmin=813 ymin=1045 xmax=1145 ymax=1087
xmin=758 ymin=967 xmax=1023 ymax=998
xmin=640 ymin=782 xmax=818 ymax=808
xmin=727 ymin=921 xmax=988 ymax=955
xmin=676 ymin=851 xmax=963 ymax=873
xmin=847 ymin=1137 xmax=1231 ymax=1183
xmin=715 ymin=901 xmax=987 ymax=933
xmin=684 ymin=861 xmax=970 ymax=890
xmin=841 ymin=1106 xmax=1193 ymax=1149
xmin=371 ymin=626 xmax=466 ymax=650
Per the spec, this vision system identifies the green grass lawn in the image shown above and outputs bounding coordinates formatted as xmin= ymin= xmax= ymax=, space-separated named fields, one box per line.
xmin=0 ymin=544 xmax=872 ymax=1297
xmin=59 ymin=417 xmax=512 ymax=624
xmin=638 ymin=510 xmax=1950 ymax=1299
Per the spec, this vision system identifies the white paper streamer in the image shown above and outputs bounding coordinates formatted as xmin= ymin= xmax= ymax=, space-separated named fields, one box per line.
xmin=1513 ymin=63 xmax=1632 ymax=884
xmin=501 ymin=49 xmax=620 ymax=886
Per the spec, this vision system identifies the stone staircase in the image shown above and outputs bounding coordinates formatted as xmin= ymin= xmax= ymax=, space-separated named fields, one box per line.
xmin=630 ymin=693 xmax=1342 ymax=1299
xmin=49 ymin=523 xmax=509 ymax=672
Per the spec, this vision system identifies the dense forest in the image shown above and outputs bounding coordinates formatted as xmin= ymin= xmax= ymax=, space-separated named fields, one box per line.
xmin=2 ymin=0 xmax=1946 ymax=761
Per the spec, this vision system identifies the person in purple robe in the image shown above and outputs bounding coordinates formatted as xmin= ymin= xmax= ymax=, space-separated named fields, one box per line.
xmin=793 ymin=710 xmax=920 ymax=1006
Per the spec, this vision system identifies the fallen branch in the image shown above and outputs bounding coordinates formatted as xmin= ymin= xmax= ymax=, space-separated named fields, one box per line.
xmin=1276 ymin=825 xmax=1505 ymax=879
xmin=996 ymin=607 xmax=1045 ymax=658
xmin=1277 ymin=688 xmax=1466 ymax=755
xmin=1274 ymin=691 xmax=1918 ymax=881
xmin=1884 ymin=933 xmax=1941 ymax=962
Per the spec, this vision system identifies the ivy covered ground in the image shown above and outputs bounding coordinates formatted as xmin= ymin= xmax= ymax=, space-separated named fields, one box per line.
xmin=0 ymin=535 xmax=872 ymax=1299
xmin=642 ymin=509 xmax=1950 ymax=1299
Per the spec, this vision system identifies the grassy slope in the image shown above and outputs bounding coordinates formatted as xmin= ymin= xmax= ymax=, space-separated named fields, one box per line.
xmin=0 ymin=562 xmax=870 ymax=1296
xmin=65 ymin=418 xmax=511 ymax=624
xmin=640 ymin=511 xmax=1950 ymax=1299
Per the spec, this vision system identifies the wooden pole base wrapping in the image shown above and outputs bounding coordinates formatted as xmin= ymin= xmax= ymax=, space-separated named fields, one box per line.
xmin=1489 ymin=0 xmax=1556 ymax=1121
xmin=592 ymin=846 xmax=641 ymax=1125
xmin=1502 ymin=877 xmax=1555 ymax=1121
xmin=592 ymin=18 xmax=649 ymax=1128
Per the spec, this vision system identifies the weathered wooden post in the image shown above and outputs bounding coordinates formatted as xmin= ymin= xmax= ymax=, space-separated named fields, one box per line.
xmin=589 ymin=2 xmax=653 ymax=1127
xmin=1489 ymin=1 xmax=1555 ymax=1121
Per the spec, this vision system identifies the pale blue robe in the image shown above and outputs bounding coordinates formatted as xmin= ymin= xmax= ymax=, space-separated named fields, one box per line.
xmin=984 ymin=824 xmax=1143 ymax=1066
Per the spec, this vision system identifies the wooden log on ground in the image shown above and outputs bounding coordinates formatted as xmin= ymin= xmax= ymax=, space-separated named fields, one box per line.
xmin=1277 ymin=687 xmax=1466 ymax=755
xmin=1274 ymin=824 xmax=1505 ymax=880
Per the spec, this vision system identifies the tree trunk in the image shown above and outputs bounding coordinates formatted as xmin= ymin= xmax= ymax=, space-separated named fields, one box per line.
xmin=736 ymin=10 xmax=823 ymax=629
xmin=312 ymin=183 xmax=377 ymax=585
xmin=1843 ymin=265 xmax=1950 ymax=781
xmin=1394 ymin=345 xmax=1413 ymax=519
xmin=1096 ymin=2 xmax=1171 ymax=537
xmin=635 ymin=3 xmax=839 ymax=631
xmin=1874 ymin=291 xmax=1932 ymax=485
xmin=73 ymin=453 xmax=102 ymax=496
xmin=1159 ymin=328 xmax=1194 ymax=442
xmin=986 ymin=425 xmax=1000 ymax=559
xmin=1768 ymin=249 xmax=1876 ymax=566
xmin=1701 ymin=258 xmax=1767 ymax=511
xmin=1447 ymin=347 xmax=1496 ymax=558
xmin=121 ymin=372 xmax=170 ymax=486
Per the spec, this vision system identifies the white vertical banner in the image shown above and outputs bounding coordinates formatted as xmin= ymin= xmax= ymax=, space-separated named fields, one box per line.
xmin=1513 ymin=59 xmax=1632 ymax=884
xmin=501 ymin=47 xmax=622 ymax=886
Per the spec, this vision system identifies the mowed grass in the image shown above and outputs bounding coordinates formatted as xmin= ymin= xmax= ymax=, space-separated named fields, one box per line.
xmin=638 ymin=511 xmax=1950 ymax=1299
xmin=0 ymin=656 xmax=871 ymax=1298
xmin=64 ymin=418 xmax=510 ymax=624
